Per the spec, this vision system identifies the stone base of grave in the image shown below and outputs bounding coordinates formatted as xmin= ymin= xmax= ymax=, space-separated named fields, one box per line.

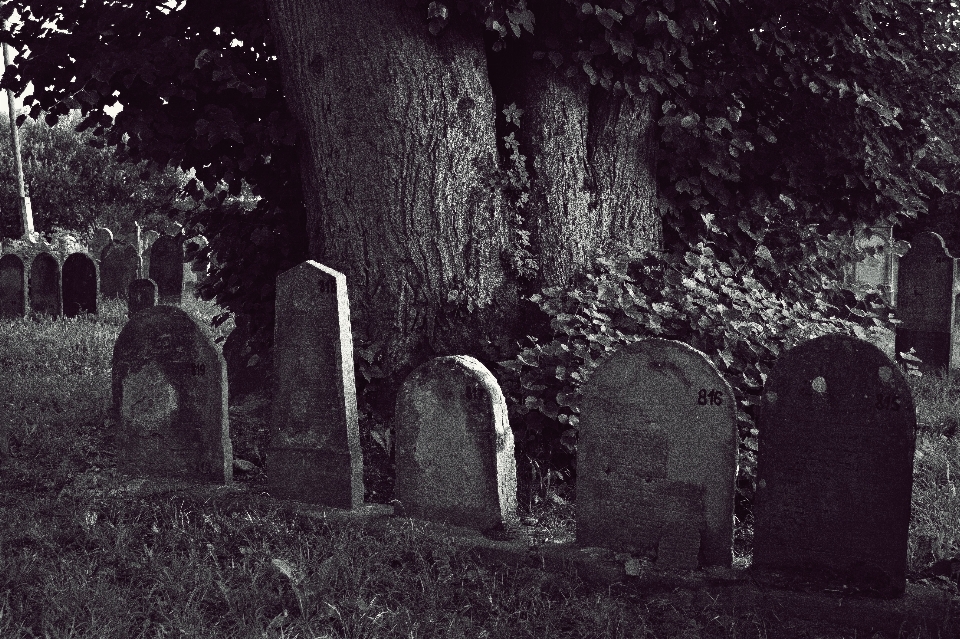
xmin=265 ymin=447 xmax=363 ymax=509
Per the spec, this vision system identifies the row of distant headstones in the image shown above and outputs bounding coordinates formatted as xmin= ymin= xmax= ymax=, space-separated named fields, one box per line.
xmin=0 ymin=224 xmax=208 ymax=318
xmin=114 ymin=261 xmax=918 ymax=599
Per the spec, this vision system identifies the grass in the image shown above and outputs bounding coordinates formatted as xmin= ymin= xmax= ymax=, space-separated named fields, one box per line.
xmin=0 ymin=296 xmax=957 ymax=638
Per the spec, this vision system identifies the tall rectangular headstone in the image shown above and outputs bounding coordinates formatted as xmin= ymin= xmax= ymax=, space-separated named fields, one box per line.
xmin=0 ymin=253 xmax=27 ymax=319
xmin=577 ymin=339 xmax=738 ymax=569
xmin=753 ymin=333 xmax=916 ymax=598
xmin=28 ymin=252 xmax=62 ymax=317
xmin=112 ymin=305 xmax=232 ymax=482
xmin=895 ymin=231 xmax=958 ymax=373
xmin=62 ymin=252 xmax=98 ymax=317
xmin=149 ymin=234 xmax=185 ymax=305
xmin=395 ymin=355 xmax=518 ymax=532
xmin=265 ymin=261 xmax=363 ymax=508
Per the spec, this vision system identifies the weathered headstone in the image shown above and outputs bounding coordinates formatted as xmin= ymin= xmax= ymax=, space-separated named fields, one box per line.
xmin=846 ymin=227 xmax=897 ymax=303
xmin=395 ymin=356 xmax=518 ymax=531
xmin=895 ymin=231 xmax=959 ymax=373
xmin=265 ymin=261 xmax=363 ymax=508
xmin=61 ymin=252 xmax=98 ymax=317
xmin=99 ymin=241 xmax=139 ymax=300
xmin=752 ymin=333 xmax=916 ymax=598
xmin=127 ymin=278 xmax=158 ymax=316
xmin=28 ymin=252 xmax=62 ymax=317
xmin=141 ymin=229 xmax=160 ymax=276
xmin=90 ymin=227 xmax=113 ymax=260
xmin=577 ymin=338 xmax=738 ymax=569
xmin=112 ymin=305 xmax=232 ymax=482
xmin=149 ymin=234 xmax=185 ymax=304
xmin=0 ymin=253 xmax=27 ymax=319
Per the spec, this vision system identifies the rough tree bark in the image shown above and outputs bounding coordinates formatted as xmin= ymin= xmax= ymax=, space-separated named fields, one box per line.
xmin=265 ymin=0 xmax=661 ymax=396
xmin=265 ymin=0 xmax=517 ymax=389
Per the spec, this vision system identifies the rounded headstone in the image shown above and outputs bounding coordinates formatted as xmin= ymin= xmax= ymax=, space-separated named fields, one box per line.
xmin=0 ymin=253 xmax=27 ymax=319
xmin=395 ymin=355 xmax=518 ymax=532
xmin=112 ymin=305 xmax=231 ymax=483
xmin=148 ymin=234 xmax=185 ymax=304
xmin=100 ymin=241 xmax=139 ymax=300
xmin=90 ymin=228 xmax=113 ymax=259
xmin=753 ymin=333 xmax=916 ymax=597
xmin=127 ymin=278 xmax=158 ymax=317
xmin=28 ymin=252 xmax=62 ymax=317
xmin=577 ymin=338 xmax=738 ymax=569
xmin=62 ymin=252 xmax=98 ymax=317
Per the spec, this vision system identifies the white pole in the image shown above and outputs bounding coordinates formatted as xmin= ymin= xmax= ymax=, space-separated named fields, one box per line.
xmin=1 ymin=20 xmax=32 ymax=240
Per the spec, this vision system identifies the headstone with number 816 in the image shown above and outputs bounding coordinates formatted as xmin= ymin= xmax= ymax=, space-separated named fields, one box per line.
xmin=111 ymin=305 xmax=232 ymax=482
xmin=753 ymin=333 xmax=916 ymax=598
xmin=577 ymin=338 xmax=738 ymax=569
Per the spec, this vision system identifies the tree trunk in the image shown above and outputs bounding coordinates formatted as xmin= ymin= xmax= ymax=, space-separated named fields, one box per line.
xmin=518 ymin=61 xmax=661 ymax=288
xmin=265 ymin=0 xmax=517 ymax=390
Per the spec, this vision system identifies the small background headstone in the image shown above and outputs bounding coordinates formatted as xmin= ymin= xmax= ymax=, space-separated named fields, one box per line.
xmin=844 ymin=226 xmax=898 ymax=304
xmin=895 ymin=231 xmax=958 ymax=373
xmin=62 ymin=252 xmax=98 ymax=317
xmin=266 ymin=261 xmax=363 ymax=508
xmin=100 ymin=241 xmax=139 ymax=300
xmin=577 ymin=338 xmax=738 ymax=569
xmin=28 ymin=252 xmax=62 ymax=317
xmin=0 ymin=253 xmax=27 ymax=319
xmin=752 ymin=333 xmax=916 ymax=598
xmin=127 ymin=278 xmax=158 ymax=316
xmin=395 ymin=355 xmax=518 ymax=532
xmin=149 ymin=234 xmax=185 ymax=304
xmin=112 ymin=305 xmax=231 ymax=482
xmin=89 ymin=228 xmax=113 ymax=260
xmin=141 ymin=229 xmax=160 ymax=276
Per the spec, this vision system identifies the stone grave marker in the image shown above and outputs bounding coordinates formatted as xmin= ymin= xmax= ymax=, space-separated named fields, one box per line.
xmin=0 ymin=253 xmax=27 ymax=319
xmin=100 ymin=241 xmax=139 ymax=300
xmin=112 ymin=305 xmax=232 ymax=482
xmin=61 ymin=252 xmax=98 ymax=317
xmin=127 ymin=278 xmax=158 ymax=316
xmin=266 ymin=261 xmax=363 ymax=508
xmin=894 ymin=231 xmax=959 ymax=373
xmin=752 ymin=333 xmax=916 ymax=598
xmin=395 ymin=356 xmax=518 ymax=531
xmin=141 ymin=229 xmax=160 ymax=276
xmin=577 ymin=338 xmax=738 ymax=569
xmin=149 ymin=234 xmax=185 ymax=304
xmin=28 ymin=252 xmax=62 ymax=317
xmin=90 ymin=227 xmax=113 ymax=260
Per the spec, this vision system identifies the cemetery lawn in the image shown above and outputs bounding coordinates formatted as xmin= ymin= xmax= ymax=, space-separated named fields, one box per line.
xmin=0 ymin=300 xmax=957 ymax=638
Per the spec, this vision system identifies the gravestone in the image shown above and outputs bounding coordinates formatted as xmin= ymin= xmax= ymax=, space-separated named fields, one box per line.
xmin=577 ymin=338 xmax=738 ymax=569
xmin=265 ymin=261 xmax=363 ymax=508
xmin=127 ymin=278 xmax=158 ymax=316
xmin=141 ymin=229 xmax=160 ymax=276
xmin=752 ymin=333 xmax=916 ymax=598
xmin=846 ymin=227 xmax=897 ymax=303
xmin=0 ymin=253 xmax=27 ymax=319
xmin=99 ymin=241 xmax=139 ymax=300
xmin=90 ymin=227 xmax=113 ymax=260
xmin=112 ymin=305 xmax=232 ymax=482
xmin=894 ymin=231 xmax=959 ymax=373
xmin=28 ymin=252 xmax=62 ymax=317
xmin=395 ymin=356 xmax=518 ymax=531
xmin=149 ymin=234 xmax=184 ymax=304
xmin=61 ymin=252 xmax=98 ymax=317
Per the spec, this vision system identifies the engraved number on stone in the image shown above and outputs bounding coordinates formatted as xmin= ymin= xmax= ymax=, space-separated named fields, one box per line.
xmin=191 ymin=362 xmax=206 ymax=377
xmin=697 ymin=389 xmax=723 ymax=406
xmin=876 ymin=393 xmax=900 ymax=410
xmin=318 ymin=280 xmax=336 ymax=294
xmin=465 ymin=385 xmax=481 ymax=401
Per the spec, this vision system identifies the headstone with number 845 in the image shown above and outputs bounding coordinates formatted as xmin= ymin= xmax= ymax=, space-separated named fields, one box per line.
xmin=577 ymin=338 xmax=738 ymax=569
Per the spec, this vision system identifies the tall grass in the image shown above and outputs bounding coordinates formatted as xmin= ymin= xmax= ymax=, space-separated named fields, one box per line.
xmin=0 ymin=295 xmax=955 ymax=638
